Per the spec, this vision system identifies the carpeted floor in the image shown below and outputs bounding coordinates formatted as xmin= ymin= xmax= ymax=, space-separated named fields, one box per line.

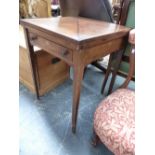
xmin=19 ymin=65 xmax=134 ymax=155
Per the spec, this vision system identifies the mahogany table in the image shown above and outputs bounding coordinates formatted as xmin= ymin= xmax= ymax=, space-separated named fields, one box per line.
xmin=20 ymin=17 xmax=130 ymax=133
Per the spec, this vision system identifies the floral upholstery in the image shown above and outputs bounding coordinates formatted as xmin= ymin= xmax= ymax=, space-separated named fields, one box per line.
xmin=94 ymin=89 xmax=135 ymax=155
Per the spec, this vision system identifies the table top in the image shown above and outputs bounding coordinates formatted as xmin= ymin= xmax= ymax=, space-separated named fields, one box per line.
xmin=20 ymin=16 xmax=130 ymax=43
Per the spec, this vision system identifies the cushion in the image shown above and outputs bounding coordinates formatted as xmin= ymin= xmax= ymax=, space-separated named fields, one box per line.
xmin=94 ymin=89 xmax=135 ymax=155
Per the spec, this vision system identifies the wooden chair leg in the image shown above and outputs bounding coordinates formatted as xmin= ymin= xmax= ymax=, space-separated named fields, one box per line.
xmin=92 ymin=130 xmax=100 ymax=147
xmin=101 ymin=66 xmax=111 ymax=94
xmin=91 ymin=60 xmax=106 ymax=73
xmin=120 ymin=47 xmax=135 ymax=88
xmin=107 ymin=71 xmax=117 ymax=95
xmin=120 ymin=76 xmax=131 ymax=88
xmin=107 ymin=50 xmax=124 ymax=95
xmin=101 ymin=53 xmax=114 ymax=94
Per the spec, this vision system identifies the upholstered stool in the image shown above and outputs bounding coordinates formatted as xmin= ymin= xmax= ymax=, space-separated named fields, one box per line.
xmin=94 ymin=88 xmax=135 ymax=155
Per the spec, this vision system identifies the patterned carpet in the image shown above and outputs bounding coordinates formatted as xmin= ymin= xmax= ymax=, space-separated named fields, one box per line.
xmin=19 ymin=65 xmax=134 ymax=155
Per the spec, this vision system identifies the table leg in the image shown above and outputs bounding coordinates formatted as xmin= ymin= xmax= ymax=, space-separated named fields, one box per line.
xmin=23 ymin=28 xmax=40 ymax=99
xmin=72 ymin=65 xmax=85 ymax=133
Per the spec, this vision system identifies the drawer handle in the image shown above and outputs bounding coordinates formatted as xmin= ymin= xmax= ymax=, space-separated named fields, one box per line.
xmin=31 ymin=35 xmax=38 ymax=41
xmin=61 ymin=49 xmax=69 ymax=57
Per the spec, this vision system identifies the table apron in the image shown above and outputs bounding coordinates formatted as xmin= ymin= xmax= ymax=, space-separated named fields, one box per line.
xmin=80 ymin=37 xmax=125 ymax=66
xmin=29 ymin=33 xmax=74 ymax=65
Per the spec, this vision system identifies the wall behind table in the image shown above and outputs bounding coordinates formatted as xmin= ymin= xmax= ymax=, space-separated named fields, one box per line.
xmin=19 ymin=0 xmax=51 ymax=18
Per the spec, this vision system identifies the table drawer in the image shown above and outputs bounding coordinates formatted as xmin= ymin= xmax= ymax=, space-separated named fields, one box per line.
xmin=29 ymin=32 xmax=73 ymax=64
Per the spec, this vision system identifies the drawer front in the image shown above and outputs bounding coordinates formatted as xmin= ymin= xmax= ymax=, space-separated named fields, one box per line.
xmin=29 ymin=32 xmax=73 ymax=64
